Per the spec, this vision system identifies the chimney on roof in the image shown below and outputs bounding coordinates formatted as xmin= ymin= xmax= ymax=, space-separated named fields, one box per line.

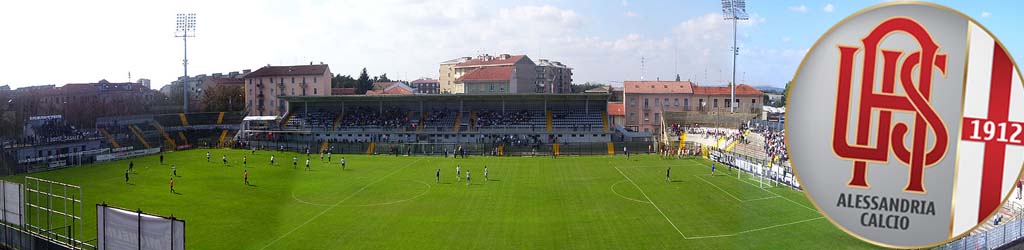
xmin=310 ymin=61 xmax=313 ymax=65
xmin=243 ymin=69 xmax=251 ymax=74
xmin=499 ymin=54 xmax=510 ymax=59
xmin=539 ymin=59 xmax=549 ymax=63
xmin=319 ymin=61 xmax=324 ymax=65
xmin=461 ymin=57 xmax=471 ymax=61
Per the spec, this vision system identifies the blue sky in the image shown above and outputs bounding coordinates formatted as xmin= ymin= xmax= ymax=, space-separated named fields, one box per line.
xmin=0 ymin=0 xmax=1020 ymax=89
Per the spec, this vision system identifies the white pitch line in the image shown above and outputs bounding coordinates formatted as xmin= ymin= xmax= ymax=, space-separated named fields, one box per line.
xmin=689 ymin=160 xmax=818 ymax=213
xmin=733 ymin=174 xmax=817 ymax=212
xmin=610 ymin=180 xmax=652 ymax=204
xmin=742 ymin=195 xmax=781 ymax=202
xmin=614 ymin=166 xmax=689 ymax=239
xmin=685 ymin=217 xmax=825 ymax=240
xmin=259 ymin=158 xmax=424 ymax=250
xmin=694 ymin=175 xmax=744 ymax=202
xmin=349 ymin=180 xmax=431 ymax=207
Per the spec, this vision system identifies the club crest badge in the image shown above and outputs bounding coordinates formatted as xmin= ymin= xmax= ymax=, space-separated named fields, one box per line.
xmin=787 ymin=2 xmax=1024 ymax=248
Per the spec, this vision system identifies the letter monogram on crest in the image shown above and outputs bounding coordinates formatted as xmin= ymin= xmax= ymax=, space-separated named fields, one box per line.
xmin=832 ymin=17 xmax=949 ymax=193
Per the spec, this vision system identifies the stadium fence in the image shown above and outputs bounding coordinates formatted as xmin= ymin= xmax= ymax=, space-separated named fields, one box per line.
xmin=236 ymin=139 xmax=655 ymax=157
xmin=939 ymin=217 xmax=1024 ymax=250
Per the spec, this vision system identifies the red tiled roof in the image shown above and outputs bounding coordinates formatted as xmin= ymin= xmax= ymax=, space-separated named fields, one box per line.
xmin=623 ymin=81 xmax=694 ymax=94
xmin=455 ymin=55 xmax=525 ymax=68
xmin=693 ymin=84 xmax=763 ymax=95
xmin=457 ymin=66 xmax=514 ymax=82
xmin=244 ymin=64 xmax=329 ymax=78
xmin=608 ymin=103 xmax=625 ymax=116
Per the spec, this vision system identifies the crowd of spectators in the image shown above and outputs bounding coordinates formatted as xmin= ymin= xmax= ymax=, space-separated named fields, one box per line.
xmin=745 ymin=122 xmax=788 ymax=162
xmin=20 ymin=120 xmax=98 ymax=145
xmin=475 ymin=110 xmax=532 ymax=128
xmin=338 ymin=107 xmax=410 ymax=128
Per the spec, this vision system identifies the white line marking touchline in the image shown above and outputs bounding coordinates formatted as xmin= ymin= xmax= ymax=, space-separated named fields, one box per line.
xmin=685 ymin=217 xmax=825 ymax=240
xmin=259 ymin=158 xmax=424 ymax=249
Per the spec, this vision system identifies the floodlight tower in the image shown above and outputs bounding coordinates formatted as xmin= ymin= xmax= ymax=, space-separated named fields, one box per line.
xmin=722 ymin=0 xmax=748 ymax=113
xmin=176 ymin=13 xmax=196 ymax=113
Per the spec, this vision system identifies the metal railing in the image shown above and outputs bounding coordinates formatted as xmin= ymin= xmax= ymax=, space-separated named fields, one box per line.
xmin=939 ymin=217 xmax=1024 ymax=250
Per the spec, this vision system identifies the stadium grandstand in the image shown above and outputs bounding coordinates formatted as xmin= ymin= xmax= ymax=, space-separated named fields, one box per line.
xmin=237 ymin=93 xmax=633 ymax=156
xmin=658 ymin=112 xmax=796 ymax=188
xmin=97 ymin=112 xmax=244 ymax=151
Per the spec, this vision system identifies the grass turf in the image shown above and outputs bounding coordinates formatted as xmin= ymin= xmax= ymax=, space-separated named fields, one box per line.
xmin=4 ymin=149 xmax=879 ymax=249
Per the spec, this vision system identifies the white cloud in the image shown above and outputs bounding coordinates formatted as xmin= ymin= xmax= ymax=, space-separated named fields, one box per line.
xmin=0 ymin=0 xmax=798 ymax=88
xmin=782 ymin=37 xmax=791 ymax=43
xmin=824 ymin=3 xmax=835 ymax=13
xmin=788 ymin=5 xmax=808 ymax=13
xmin=981 ymin=11 xmax=992 ymax=18
xmin=624 ymin=11 xmax=637 ymax=17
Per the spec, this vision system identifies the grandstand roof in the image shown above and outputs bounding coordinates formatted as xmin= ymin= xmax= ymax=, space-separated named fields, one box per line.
xmin=244 ymin=64 xmax=329 ymax=78
xmin=457 ymin=66 xmax=514 ymax=82
xmin=280 ymin=93 xmax=610 ymax=103
xmin=624 ymin=81 xmax=694 ymax=94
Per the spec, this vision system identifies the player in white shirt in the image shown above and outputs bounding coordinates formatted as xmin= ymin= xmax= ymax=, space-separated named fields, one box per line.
xmin=305 ymin=159 xmax=311 ymax=171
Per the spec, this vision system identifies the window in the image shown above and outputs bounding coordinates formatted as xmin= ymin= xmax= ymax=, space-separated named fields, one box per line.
xmin=644 ymin=98 xmax=649 ymax=108
xmin=654 ymin=113 xmax=660 ymax=123
xmin=314 ymin=78 xmax=317 ymax=83
xmin=630 ymin=98 xmax=636 ymax=107
xmin=664 ymin=98 xmax=669 ymax=106
xmin=291 ymin=77 xmax=295 ymax=83
xmin=674 ymin=98 xmax=679 ymax=106
xmin=725 ymin=99 xmax=731 ymax=108
xmin=654 ymin=98 xmax=660 ymax=106
xmin=314 ymin=88 xmax=317 ymax=95
xmin=752 ymin=98 xmax=757 ymax=104
xmin=714 ymin=99 xmax=719 ymax=108
xmin=259 ymin=79 xmax=263 ymax=84
xmin=271 ymin=78 xmax=274 ymax=83
xmin=291 ymin=88 xmax=295 ymax=95
xmin=644 ymin=112 xmax=649 ymax=121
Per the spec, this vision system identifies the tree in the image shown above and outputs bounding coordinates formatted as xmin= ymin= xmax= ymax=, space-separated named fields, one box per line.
xmin=201 ymin=85 xmax=245 ymax=112
xmin=571 ymin=82 xmax=609 ymax=93
xmin=356 ymin=68 xmax=372 ymax=94
xmin=778 ymin=80 xmax=792 ymax=107
xmin=332 ymin=74 xmax=357 ymax=88
xmin=675 ymin=74 xmax=681 ymax=81
xmin=376 ymin=73 xmax=391 ymax=82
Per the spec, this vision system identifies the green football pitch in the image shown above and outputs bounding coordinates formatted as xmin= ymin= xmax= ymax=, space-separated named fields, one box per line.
xmin=4 ymin=149 xmax=879 ymax=249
